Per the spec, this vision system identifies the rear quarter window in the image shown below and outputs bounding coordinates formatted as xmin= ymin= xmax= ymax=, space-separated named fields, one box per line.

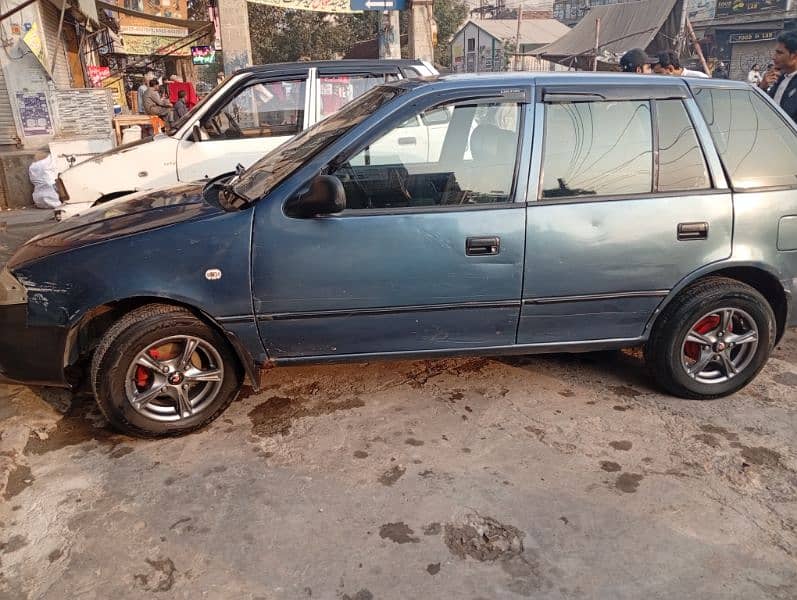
xmin=694 ymin=88 xmax=797 ymax=189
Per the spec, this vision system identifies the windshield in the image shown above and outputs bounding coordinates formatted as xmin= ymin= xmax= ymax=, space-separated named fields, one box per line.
xmin=232 ymin=85 xmax=406 ymax=201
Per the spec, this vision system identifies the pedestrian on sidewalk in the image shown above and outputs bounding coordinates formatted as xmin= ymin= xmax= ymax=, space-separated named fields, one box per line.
xmin=137 ymin=72 xmax=155 ymax=115
xmin=173 ymin=90 xmax=189 ymax=120
xmin=654 ymin=51 xmax=709 ymax=78
xmin=747 ymin=63 xmax=762 ymax=85
xmin=143 ymin=78 xmax=173 ymax=125
xmin=760 ymin=31 xmax=797 ymax=123
xmin=619 ymin=48 xmax=658 ymax=74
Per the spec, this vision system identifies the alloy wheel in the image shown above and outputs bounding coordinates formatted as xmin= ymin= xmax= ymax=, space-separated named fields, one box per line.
xmin=680 ymin=308 xmax=759 ymax=385
xmin=124 ymin=335 xmax=225 ymax=422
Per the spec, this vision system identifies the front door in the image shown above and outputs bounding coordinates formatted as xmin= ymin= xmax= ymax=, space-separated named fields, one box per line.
xmin=176 ymin=72 xmax=310 ymax=182
xmin=252 ymin=92 xmax=532 ymax=359
xmin=518 ymin=90 xmax=733 ymax=344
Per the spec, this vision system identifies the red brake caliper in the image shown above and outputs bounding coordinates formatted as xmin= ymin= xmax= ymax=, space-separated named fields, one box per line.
xmin=684 ymin=315 xmax=721 ymax=361
xmin=134 ymin=348 xmax=160 ymax=390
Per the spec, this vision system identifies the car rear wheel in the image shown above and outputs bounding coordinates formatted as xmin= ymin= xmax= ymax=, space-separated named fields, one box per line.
xmin=91 ymin=304 xmax=242 ymax=437
xmin=646 ymin=277 xmax=775 ymax=399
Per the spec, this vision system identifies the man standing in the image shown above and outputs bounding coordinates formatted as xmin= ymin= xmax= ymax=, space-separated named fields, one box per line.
xmin=654 ymin=51 xmax=709 ymax=78
xmin=619 ymin=48 xmax=658 ymax=73
xmin=760 ymin=31 xmax=797 ymax=123
xmin=137 ymin=72 xmax=155 ymax=115
xmin=143 ymin=79 xmax=173 ymax=124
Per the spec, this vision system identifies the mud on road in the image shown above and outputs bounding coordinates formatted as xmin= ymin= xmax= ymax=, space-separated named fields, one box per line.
xmin=1 ymin=332 xmax=797 ymax=599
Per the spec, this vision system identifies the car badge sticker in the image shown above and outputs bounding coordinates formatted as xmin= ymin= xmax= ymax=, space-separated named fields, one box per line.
xmin=205 ymin=269 xmax=223 ymax=281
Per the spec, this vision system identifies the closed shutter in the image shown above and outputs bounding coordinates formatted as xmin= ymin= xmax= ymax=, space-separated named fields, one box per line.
xmin=40 ymin=0 xmax=72 ymax=89
xmin=0 ymin=69 xmax=19 ymax=145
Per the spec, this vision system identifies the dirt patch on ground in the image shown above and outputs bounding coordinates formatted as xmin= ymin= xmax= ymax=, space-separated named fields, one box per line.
xmin=609 ymin=441 xmax=633 ymax=451
xmin=133 ymin=557 xmax=177 ymax=592
xmin=699 ymin=425 xmax=739 ymax=442
xmin=378 ymin=465 xmax=406 ymax=486
xmin=379 ymin=522 xmax=419 ymax=544
xmin=24 ymin=395 xmax=116 ymax=456
xmin=444 ymin=514 xmax=524 ymax=562
xmin=693 ymin=434 xmax=721 ymax=448
xmin=740 ymin=446 xmax=782 ymax=469
xmin=600 ymin=461 xmax=622 ymax=472
xmin=609 ymin=385 xmax=643 ymax=399
xmin=615 ymin=473 xmax=644 ymax=493
xmin=3 ymin=463 xmax=34 ymax=500
xmin=248 ymin=395 xmax=365 ymax=438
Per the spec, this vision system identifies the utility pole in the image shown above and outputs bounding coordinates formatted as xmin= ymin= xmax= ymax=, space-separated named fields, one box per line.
xmin=592 ymin=17 xmax=600 ymax=72
xmin=514 ymin=0 xmax=523 ymax=71
xmin=408 ymin=0 xmax=436 ymax=63
xmin=217 ymin=0 xmax=253 ymax=75
xmin=379 ymin=11 xmax=402 ymax=59
xmin=686 ymin=19 xmax=711 ymax=76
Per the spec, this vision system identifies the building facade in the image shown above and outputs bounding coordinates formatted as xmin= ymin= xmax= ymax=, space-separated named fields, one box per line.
xmin=450 ymin=19 xmax=570 ymax=73
xmin=694 ymin=0 xmax=796 ymax=80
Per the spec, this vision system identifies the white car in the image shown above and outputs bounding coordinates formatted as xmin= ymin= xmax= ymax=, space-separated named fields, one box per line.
xmin=56 ymin=60 xmax=437 ymax=220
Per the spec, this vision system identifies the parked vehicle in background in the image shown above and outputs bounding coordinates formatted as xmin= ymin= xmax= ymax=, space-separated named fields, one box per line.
xmin=54 ymin=60 xmax=437 ymax=220
xmin=3 ymin=73 xmax=796 ymax=437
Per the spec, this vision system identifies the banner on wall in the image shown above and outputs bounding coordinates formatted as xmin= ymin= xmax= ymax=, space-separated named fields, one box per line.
xmin=247 ymin=0 xmax=358 ymax=15
xmin=87 ymin=65 xmax=111 ymax=86
xmin=22 ymin=23 xmax=49 ymax=74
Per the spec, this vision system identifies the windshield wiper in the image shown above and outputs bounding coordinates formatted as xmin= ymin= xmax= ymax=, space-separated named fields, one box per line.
xmin=205 ymin=172 xmax=251 ymax=209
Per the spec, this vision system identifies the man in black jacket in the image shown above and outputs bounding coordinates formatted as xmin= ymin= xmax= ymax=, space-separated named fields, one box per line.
xmin=760 ymin=31 xmax=797 ymax=123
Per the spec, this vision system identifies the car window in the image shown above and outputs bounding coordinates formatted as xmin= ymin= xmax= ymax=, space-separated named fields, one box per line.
xmin=693 ymin=87 xmax=797 ymax=189
xmin=334 ymin=100 xmax=521 ymax=210
xmin=319 ymin=74 xmax=399 ymax=119
xmin=204 ymin=79 xmax=306 ymax=140
xmin=541 ymin=100 xmax=653 ymax=199
xmin=656 ymin=99 xmax=711 ymax=193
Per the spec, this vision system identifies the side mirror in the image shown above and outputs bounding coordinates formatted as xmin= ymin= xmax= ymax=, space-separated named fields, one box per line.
xmin=286 ymin=175 xmax=346 ymax=218
xmin=191 ymin=122 xmax=203 ymax=142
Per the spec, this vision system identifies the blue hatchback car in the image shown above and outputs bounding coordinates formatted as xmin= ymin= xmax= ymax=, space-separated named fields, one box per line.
xmin=2 ymin=73 xmax=796 ymax=436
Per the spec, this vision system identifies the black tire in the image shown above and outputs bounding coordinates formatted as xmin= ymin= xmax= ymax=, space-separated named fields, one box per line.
xmin=646 ymin=277 xmax=776 ymax=399
xmin=91 ymin=304 xmax=242 ymax=437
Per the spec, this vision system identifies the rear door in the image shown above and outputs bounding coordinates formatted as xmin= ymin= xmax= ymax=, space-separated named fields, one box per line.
xmin=176 ymin=69 xmax=311 ymax=181
xmin=518 ymin=83 xmax=733 ymax=344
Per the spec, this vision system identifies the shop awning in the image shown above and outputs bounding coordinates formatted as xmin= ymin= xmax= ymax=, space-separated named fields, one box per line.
xmin=95 ymin=0 xmax=209 ymax=32
xmin=535 ymin=0 xmax=684 ymax=70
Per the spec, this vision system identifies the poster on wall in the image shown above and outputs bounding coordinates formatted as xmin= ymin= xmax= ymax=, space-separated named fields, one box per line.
xmin=87 ymin=65 xmax=111 ymax=87
xmin=15 ymin=92 xmax=52 ymax=136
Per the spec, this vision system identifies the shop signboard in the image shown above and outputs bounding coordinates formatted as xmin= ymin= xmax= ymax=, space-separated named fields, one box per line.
xmin=716 ymin=0 xmax=787 ymax=17
xmin=728 ymin=30 xmax=780 ymax=44
xmin=191 ymin=45 xmax=215 ymax=65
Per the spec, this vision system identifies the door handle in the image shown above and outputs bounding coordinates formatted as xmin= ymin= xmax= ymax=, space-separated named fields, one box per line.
xmin=466 ymin=236 xmax=500 ymax=256
xmin=398 ymin=137 xmax=417 ymax=146
xmin=678 ymin=222 xmax=709 ymax=241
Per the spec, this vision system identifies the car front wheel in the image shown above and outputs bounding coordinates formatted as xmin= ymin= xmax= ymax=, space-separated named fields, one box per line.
xmin=91 ymin=304 xmax=242 ymax=437
xmin=646 ymin=277 xmax=776 ymax=399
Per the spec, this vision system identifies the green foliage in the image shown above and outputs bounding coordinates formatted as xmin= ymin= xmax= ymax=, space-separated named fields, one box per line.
xmin=248 ymin=6 xmax=381 ymax=64
xmin=247 ymin=0 xmax=468 ymax=67
xmin=433 ymin=0 xmax=469 ymax=67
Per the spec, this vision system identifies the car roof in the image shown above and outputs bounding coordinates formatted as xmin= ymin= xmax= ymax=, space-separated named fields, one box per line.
xmin=233 ymin=59 xmax=429 ymax=77
xmin=384 ymin=71 xmax=753 ymax=99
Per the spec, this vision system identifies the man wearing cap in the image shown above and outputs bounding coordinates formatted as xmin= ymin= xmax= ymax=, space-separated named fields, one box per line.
xmin=620 ymin=48 xmax=658 ymax=73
